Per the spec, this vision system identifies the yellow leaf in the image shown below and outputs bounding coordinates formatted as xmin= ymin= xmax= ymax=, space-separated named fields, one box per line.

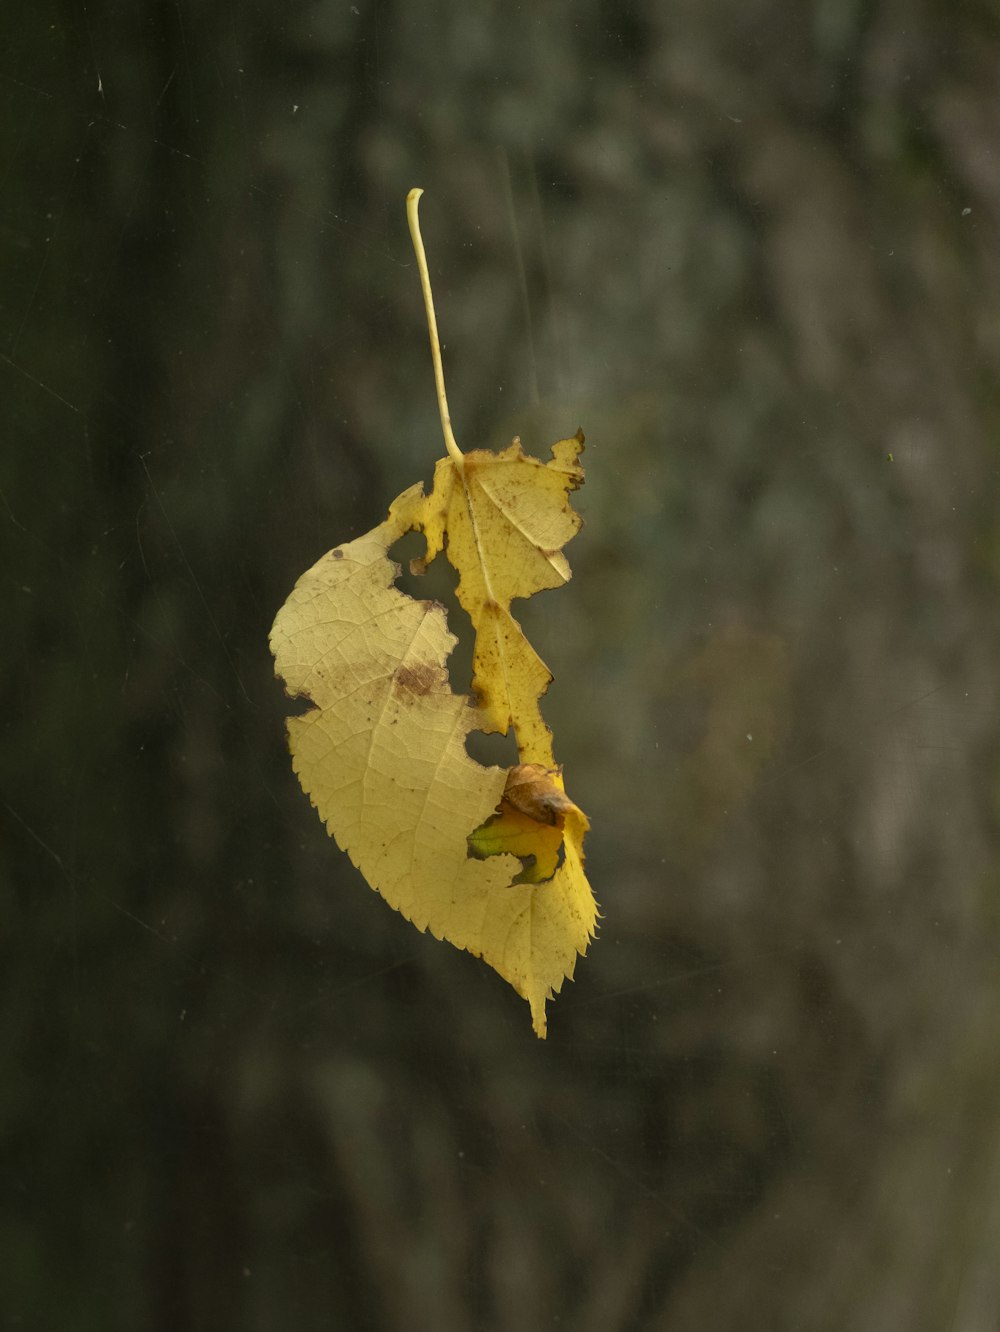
xmin=468 ymin=764 xmax=590 ymax=884
xmin=269 ymin=190 xmax=598 ymax=1036
xmin=415 ymin=435 xmax=584 ymax=765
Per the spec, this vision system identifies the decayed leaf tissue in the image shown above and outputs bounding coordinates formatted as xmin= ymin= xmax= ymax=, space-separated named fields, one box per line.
xmin=269 ymin=190 xmax=597 ymax=1036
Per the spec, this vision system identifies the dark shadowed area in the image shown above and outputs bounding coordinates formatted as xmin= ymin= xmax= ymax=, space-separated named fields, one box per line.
xmin=3 ymin=2 xmax=1000 ymax=1329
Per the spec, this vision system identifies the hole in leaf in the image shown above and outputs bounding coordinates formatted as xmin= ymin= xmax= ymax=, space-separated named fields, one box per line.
xmin=517 ymin=838 xmax=565 ymax=885
xmin=390 ymin=531 xmax=519 ymax=770
xmin=284 ymin=692 xmax=315 ymax=718
xmin=508 ymin=836 xmax=565 ymax=885
xmin=390 ymin=529 xmax=476 ymax=698
xmin=465 ymin=727 xmax=518 ymax=769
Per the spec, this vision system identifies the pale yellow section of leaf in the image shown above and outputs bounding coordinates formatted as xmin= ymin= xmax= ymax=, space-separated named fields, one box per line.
xmin=269 ymin=488 xmax=596 ymax=1036
xmin=413 ymin=432 xmax=585 ymax=762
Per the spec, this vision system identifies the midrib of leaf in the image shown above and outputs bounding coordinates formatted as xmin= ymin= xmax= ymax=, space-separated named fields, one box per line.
xmin=473 ymin=467 xmax=572 ymax=587
xmin=457 ymin=465 xmax=526 ymax=754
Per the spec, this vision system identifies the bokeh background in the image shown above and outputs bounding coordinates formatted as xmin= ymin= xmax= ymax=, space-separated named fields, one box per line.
xmin=4 ymin=2 xmax=1000 ymax=1328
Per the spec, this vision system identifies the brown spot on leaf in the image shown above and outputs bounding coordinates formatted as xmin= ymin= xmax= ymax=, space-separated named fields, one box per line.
xmin=332 ymin=548 xmax=344 ymax=559
xmin=393 ymin=663 xmax=440 ymax=697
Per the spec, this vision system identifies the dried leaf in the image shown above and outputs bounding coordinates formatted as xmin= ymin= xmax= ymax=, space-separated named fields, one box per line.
xmin=270 ymin=191 xmax=598 ymax=1036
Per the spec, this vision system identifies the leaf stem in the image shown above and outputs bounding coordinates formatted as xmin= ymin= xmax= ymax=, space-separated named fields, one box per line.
xmin=407 ymin=188 xmax=464 ymax=467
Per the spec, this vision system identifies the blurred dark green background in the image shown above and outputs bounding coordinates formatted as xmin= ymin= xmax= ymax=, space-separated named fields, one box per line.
xmin=3 ymin=2 xmax=1000 ymax=1328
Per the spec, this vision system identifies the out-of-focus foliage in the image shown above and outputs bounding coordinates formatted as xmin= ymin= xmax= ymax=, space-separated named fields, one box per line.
xmin=3 ymin=0 xmax=1000 ymax=1328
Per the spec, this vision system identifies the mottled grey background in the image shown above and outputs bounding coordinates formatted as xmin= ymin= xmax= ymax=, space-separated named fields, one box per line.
xmin=3 ymin=1 xmax=1000 ymax=1328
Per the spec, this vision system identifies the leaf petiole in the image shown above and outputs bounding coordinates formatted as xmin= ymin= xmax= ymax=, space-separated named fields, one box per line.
xmin=406 ymin=188 xmax=464 ymax=468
